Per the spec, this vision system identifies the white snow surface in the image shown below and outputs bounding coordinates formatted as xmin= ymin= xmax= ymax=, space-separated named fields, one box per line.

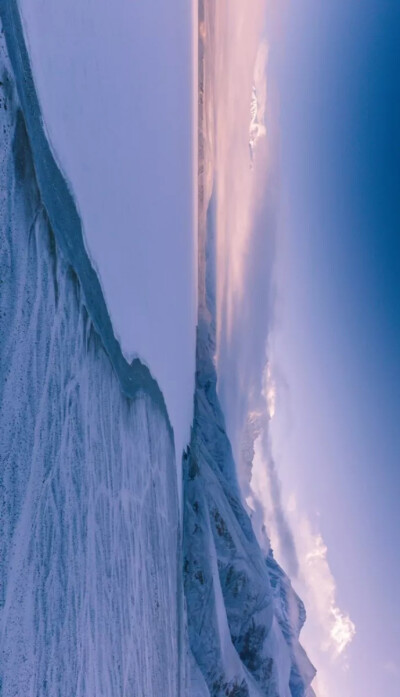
xmin=17 ymin=0 xmax=197 ymax=462
xmin=0 ymin=32 xmax=186 ymax=693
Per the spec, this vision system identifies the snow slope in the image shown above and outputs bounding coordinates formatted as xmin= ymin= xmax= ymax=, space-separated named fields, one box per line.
xmin=0 ymin=3 xmax=317 ymax=695
xmin=182 ymin=297 xmax=316 ymax=697
xmin=0 ymin=24 xmax=185 ymax=695
xmin=15 ymin=0 xmax=197 ymax=463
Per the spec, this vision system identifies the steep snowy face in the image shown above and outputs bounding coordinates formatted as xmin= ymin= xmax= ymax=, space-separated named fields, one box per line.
xmin=15 ymin=0 xmax=197 ymax=463
xmin=183 ymin=315 xmax=316 ymax=697
xmin=0 ymin=25 xmax=184 ymax=696
xmin=266 ymin=555 xmax=317 ymax=697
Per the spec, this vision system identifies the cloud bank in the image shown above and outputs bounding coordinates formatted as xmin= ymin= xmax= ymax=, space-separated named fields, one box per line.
xmin=245 ymin=359 xmax=356 ymax=697
xmin=209 ymin=3 xmax=356 ymax=695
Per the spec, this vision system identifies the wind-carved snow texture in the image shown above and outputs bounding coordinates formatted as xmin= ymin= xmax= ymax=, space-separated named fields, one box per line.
xmin=0 ymin=24 xmax=184 ymax=697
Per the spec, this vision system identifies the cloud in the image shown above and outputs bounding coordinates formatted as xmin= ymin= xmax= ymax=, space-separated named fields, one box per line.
xmin=286 ymin=497 xmax=356 ymax=658
xmin=244 ymin=359 xmax=299 ymax=577
xmin=249 ymin=359 xmax=356 ymax=659
xmin=247 ymin=439 xmax=298 ymax=573
xmin=212 ymin=0 xmax=271 ymax=349
xmin=249 ymin=439 xmax=356 ymax=697
xmin=262 ymin=360 xmax=276 ymax=419
xmin=249 ymin=40 xmax=269 ymax=164
xmin=242 ymin=358 xmax=356 ymax=697
xmin=208 ymin=5 xmax=357 ymax=693
xmin=209 ymin=1 xmax=281 ymax=487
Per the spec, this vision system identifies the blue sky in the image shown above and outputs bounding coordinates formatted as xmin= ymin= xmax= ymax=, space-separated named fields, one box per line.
xmin=269 ymin=0 xmax=400 ymax=694
xmin=212 ymin=0 xmax=399 ymax=694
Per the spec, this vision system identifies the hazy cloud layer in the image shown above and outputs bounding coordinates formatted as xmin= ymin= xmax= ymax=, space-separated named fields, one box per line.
xmin=246 ymin=361 xmax=356 ymax=697
xmin=210 ymin=4 xmax=356 ymax=696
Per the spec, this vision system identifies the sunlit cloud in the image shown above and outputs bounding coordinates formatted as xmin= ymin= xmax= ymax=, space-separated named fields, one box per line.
xmin=209 ymin=5 xmax=357 ymax=695
xmin=240 ymin=360 xmax=356 ymax=697
xmin=283 ymin=493 xmax=357 ymax=697
xmin=288 ymin=499 xmax=356 ymax=658
xmin=244 ymin=356 xmax=300 ymax=576
xmin=249 ymin=40 xmax=268 ymax=165
xmin=212 ymin=0 xmax=270 ymax=350
xmin=262 ymin=360 xmax=276 ymax=419
xmin=249 ymin=442 xmax=356 ymax=696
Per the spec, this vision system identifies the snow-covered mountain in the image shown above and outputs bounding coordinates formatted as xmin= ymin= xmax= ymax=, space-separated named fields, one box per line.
xmin=0 ymin=2 xmax=316 ymax=695
xmin=183 ymin=210 xmax=316 ymax=697
xmin=0 ymin=16 xmax=185 ymax=695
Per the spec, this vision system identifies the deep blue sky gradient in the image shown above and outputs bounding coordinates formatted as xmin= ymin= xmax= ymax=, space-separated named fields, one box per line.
xmin=270 ymin=1 xmax=400 ymax=694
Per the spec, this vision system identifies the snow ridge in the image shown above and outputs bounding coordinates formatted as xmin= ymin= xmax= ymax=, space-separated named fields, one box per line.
xmin=0 ymin=24 xmax=184 ymax=696
xmin=0 ymin=0 xmax=173 ymax=441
